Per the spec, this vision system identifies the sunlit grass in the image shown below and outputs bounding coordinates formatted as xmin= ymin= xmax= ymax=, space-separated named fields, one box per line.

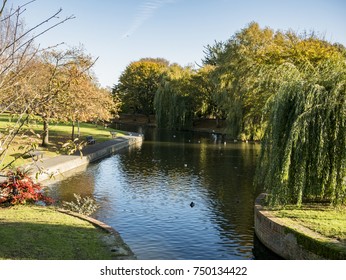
xmin=0 ymin=113 xmax=124 ymax=168
xmin=271 ymin=205 xmax=346 ymax=241
xmin=0 ymin=205 xmax=116 ymax=259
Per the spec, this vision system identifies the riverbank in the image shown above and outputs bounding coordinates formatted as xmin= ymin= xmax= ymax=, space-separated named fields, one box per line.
xmin=254 ymin=193 xmax=346 ymax=259
xmin=0 ymin=205 xmax=135 ymax=260
xmin=30 ymin=134 xmax=143 ymax=184
xmin=0 ymin=113 xmax=126 ymax=169
xmin=0 ymin=134 xmax=142 ymax=260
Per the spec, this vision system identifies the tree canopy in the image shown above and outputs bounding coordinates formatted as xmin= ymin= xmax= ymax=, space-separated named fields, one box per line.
xmin=209 ymin=22 xmax=344 ymax=140
xmin=255 ymin=56 xmax=346 ymax=206
xmin=0 ymin=1 xmax=117 ymax=169
xmin=116 ymin=58 xmax=168 ymax=122
xmin=154 ymin=64 xmax=194 ymax=130
xmin=0 ymin=1 xmax=75 ymax=167
xmin=154 ymin=64 xmax=224 ymax=130
xmin=117 ymin=22 xmax=346 ymax=206
xmin=17 ymin=47 xmax=114 ymax=146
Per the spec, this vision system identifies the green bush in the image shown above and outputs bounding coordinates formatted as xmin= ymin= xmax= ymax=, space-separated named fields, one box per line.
xmin=62 ymin=193 xmax=99 ymax=216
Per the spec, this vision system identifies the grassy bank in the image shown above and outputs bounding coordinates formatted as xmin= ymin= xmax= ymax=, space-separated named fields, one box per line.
xmin=271 ymin=205 xmax=346 ymax=241
xmin=273 ymin=205 xmax=346 ymax=238
xmin=269 ymin=205 xmax=346 ymax=258
xmin=0 ymin=113 xmax=124 ymax=168
xmin=0 ymin=206 xmax=123 ymax=260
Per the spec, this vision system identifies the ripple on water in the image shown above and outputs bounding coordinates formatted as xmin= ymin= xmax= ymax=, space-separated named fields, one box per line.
xmin=48 ymin=131 xmax=261 ymax=260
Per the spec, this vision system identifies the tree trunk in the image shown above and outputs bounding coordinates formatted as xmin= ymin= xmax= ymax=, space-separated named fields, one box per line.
xmin=216 ymin=117 xmax=220 ymax=128
xmin=132 ymin=111 xmax=137 ymax=121
xmin=77 ymin=120 xmax=80 ymax=138
xmin=147 ymin=114 xmax=151 ymax=123
xmin=71 ymin=120 xmax=75 ymax=141
xmin=42 ymin=118 xmax=49 ymax=147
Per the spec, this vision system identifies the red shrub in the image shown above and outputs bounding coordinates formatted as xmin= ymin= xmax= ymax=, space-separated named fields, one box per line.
xmin=0 ymin=168 xmax=54 ymax=206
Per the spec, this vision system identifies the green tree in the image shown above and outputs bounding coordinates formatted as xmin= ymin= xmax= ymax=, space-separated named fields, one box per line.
xmin=117 ymin=58 xmax=168 ymax=122
xmin=210 ymin=22 xmax=345 ymax=140
xmin=189 ymin=65 xmax=225 ymax=126
xmin=155 ymin=64 xmax=194 ymax=130
xmin=255 ymin=55 xmax=346 ymax=206
xmin=212 ymin=22 xmax=278 ymax=140
xmin=201 ymin=40 xmax=227 ymax=66
xmin=155 ymin=64 xmax=226 ymax=130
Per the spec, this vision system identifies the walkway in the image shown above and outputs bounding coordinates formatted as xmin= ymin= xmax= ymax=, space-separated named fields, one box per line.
xmin=29 ymin=135 xmax=142 ymax=183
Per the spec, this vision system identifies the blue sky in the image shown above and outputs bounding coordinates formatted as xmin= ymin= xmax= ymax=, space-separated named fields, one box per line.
xmin=7 ymin=0 xmax=346 ymax=87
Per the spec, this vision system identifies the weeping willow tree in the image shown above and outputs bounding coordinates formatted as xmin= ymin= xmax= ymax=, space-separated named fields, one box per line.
xmin=206 ymin=22 xmax=346 ymax=141
xmin=154 ymin=65 xmax=194 ymax=130
xmin=255 ymin=59 xmax=346 ymax=206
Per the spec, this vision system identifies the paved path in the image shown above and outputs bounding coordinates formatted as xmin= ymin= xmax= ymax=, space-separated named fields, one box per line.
xmin=76 ymin=137 xmax=128 ymax=156
xmin=33 ymin=138 xmax=126 ymax=170
xmin=27 ymin=135 xmax=142 ymax=183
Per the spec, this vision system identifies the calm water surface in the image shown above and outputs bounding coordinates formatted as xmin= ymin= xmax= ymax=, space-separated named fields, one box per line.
xmin=48 ymin=127 xmax=264 ymax=259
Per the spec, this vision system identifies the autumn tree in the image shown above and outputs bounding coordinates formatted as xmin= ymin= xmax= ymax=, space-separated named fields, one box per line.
xmin=66 ymin=76 xmax=115 ymax=141
xmin=116 ymin=58 xmax=168 ymax=122
xmin=201 ymin=40 xmax=226 ymax=66
xmin=0 ymin=0 xmax=74 ymax=168
xmin=21 ymin=47 xmax=114 ymax=146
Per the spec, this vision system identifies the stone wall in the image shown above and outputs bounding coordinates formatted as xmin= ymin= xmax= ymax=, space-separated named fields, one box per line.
xmin=254 ymin=193 xmax=345 ymax=260
xmin=35 ymin=135 xmax=143 ymax=184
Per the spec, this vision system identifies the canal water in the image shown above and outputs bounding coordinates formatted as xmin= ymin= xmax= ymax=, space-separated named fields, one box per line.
xmin=47 ymin=125 xmax=271 ymax=260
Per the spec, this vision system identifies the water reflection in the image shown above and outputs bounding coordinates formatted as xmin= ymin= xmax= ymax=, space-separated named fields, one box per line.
xmin=48 ymin=127 xmax=263 ymax=259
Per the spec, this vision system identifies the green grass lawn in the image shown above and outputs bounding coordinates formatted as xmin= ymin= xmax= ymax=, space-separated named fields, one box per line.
xmin=0 ymin=114 xmax=133 ymax=260
xmin=267 ymin=205 xmax=346 ymax=258
xmin=270 ymin=205 xmax=346 ymax=242
xmin=0 ymin=206 xmax=122 ymax=260
xmin=0 ymin=113 xmax=124 ymax=168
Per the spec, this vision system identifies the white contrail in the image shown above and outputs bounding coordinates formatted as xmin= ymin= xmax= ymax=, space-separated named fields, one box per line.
xmin=122 ymin=0 xmax=175 ymax=38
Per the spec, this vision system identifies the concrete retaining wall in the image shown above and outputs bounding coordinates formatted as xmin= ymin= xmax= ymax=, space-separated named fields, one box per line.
xmin=85 ymin=136 xmax=139 ymax=162
xmin=254 ymin=193 xmax=346 ymax=260
xmin=38 ymin=155 xmax=90 ymax=183
xmin=36 ymin=135 xmax=143 ymax=184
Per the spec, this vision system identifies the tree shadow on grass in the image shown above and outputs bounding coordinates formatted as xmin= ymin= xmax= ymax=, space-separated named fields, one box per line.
xmin=0 ymin=222 xmax=122 ymax=260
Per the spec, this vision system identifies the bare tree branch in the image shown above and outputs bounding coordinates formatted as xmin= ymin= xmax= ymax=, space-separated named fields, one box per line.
xmin=0 ymin=0 xmax=75 ymax=169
